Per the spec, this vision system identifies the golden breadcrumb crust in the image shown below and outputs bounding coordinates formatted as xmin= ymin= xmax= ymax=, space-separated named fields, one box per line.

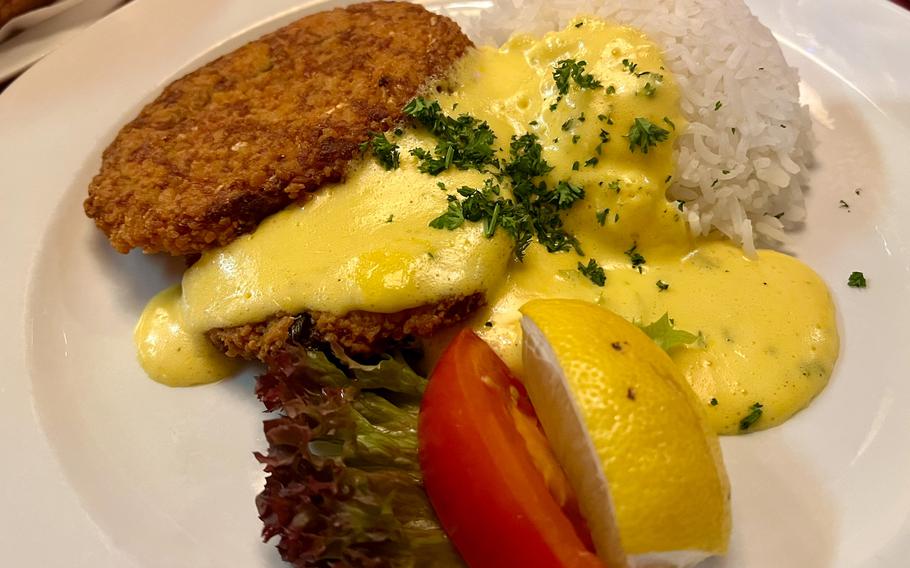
xmin=207 ymin=293 xmax=485 ymax=361
xmin=84 ymin=1 xmax=472 ymax=255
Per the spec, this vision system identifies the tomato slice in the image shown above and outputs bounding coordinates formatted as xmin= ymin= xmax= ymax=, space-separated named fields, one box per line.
xmin=418 ymin=329 xmax=607 ymax=568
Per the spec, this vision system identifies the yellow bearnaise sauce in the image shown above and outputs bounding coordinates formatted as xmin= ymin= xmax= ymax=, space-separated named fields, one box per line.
xmin=135 ymin=18 xmax=838 ymax=434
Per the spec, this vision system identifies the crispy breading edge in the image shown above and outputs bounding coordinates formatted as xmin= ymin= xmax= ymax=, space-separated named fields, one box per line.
xmin=84 ymin=1 xmax=473 ymax=256
xmin=207 ymin=293 xmax=485 ymax=362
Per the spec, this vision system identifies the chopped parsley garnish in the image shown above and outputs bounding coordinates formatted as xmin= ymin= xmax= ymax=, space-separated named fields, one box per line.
xmin=608 ymin=180 xmax=622 ymax=193
xmin=662 ymin=116 xmax=676 ymax=130
xmin=572 ymin=134 xmax=581 ymax=144
xmin=359 ymin=131 xmax=400 ymax=170
xmin=626 ymin=118 xmax=670 ymax=153
xmin=584 ymin=157 xmax=599 ymax=168
xmin=710 ymin=398 xmax=719 ymax=406
xmin=739 ymin=402 xmax=764 ymax=431
xmin=386 ymin=214 xmax=394 ymax=223
xmin=577 ymin=258 xmax=606 ymax=286
xmin=428 ymin=196 xmax=465 ymax=230
xmin=847 ymin=271 xmax=867 ymax=288
xmin=714 ymin=100 xmax=723 ymax=111
xmin=676 ymin=200 xmax=685 ymax=211
xmin=596 ymin=208 xmax=610 ymax=226
xmin=430 ymin=132 xmax=584 ymax=260
xmin=551 ymin=180 xmax=585 ymax=209
xmin=637 ymin=313 xmax=700 ymax=352
xmin=552 ymin=59 xmax=603 ymax=96
xmin=638 ymin=74 xmax=663 ymax=97
xmin=656 ymin=280 xmax=669 ymax=291
xmin=606 ymin=85 xmax=616 ymax=95
xmin=621 ymin=58 xmax=639 ymax=75
xmin=599 ymin=129 xmax=611 ymax=143
xmin=625 ymin=242 xmax=646 ymax=272
xmin=572 ymin=161 xmax=580 ymax=171
xmin=403 ymin=97 xmax=497 ymax=175
xmin=839 ymin=200 xmax=850 ymax=209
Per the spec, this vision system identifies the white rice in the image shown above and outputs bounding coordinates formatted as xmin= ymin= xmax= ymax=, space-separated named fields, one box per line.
xmin=446 ymin=0 xmax=813 ymax=254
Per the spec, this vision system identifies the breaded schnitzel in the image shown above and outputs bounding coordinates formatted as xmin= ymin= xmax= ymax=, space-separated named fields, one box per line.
xmin=207 ymin=293 xmax=485 ymax=362
xmin=84 ymin=1 xmax=472 ymax=256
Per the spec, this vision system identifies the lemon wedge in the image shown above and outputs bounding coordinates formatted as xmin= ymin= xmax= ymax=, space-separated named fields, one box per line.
xmin=520 ymin=299 xmax=730 ymax=567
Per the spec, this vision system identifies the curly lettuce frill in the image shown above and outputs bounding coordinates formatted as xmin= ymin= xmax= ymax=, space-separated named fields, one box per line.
xmin=254 ymin=348 xmax=464 ymax=567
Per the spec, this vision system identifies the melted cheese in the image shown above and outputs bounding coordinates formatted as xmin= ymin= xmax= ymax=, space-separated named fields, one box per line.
xmin=134 ymin=18 xmax=839 ymax=434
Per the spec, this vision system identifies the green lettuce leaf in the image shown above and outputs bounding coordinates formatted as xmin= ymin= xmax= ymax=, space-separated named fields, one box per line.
xmin=637 ymin=313 xmax=701 ymax=352
xmin=255 ymin=347 xmax=463 ymax=567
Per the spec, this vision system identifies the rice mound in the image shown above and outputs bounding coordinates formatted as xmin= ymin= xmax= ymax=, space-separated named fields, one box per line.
xmin=449 ymin=0 xmax=813 ymax=253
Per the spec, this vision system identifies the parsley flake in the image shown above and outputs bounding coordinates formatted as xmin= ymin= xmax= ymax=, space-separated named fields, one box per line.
xmin=428 ymin=197 xmax=465 ymax=230
xmin=626 ymin=117 xmax=670 ymax=153
xmin=577 ymin=258 xmax=606 ymax=286
xmin=625 ymin=242 xmax=646 ymax=272
xmin=847 ymin=271 xmax=867 ymax=288
xmin=552 ymin=59 xmax=602 ymax=96
xmin=359 ymin=131 xmax=400 ymax=170
xmin=739 ymin=402 xmax=764 ymax=431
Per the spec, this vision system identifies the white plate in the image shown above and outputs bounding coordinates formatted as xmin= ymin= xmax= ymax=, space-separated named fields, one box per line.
xmin=0 ymin=0 xmax=86 ymax=43
xmin=0 ymin=0 xmax=122 ymax=83
xmin=1 ymin=0 xmax=909 ymax=566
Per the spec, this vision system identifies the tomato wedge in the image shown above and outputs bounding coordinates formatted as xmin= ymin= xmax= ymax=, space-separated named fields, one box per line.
xmin=418 ymin=329 xmax=607 ymax=568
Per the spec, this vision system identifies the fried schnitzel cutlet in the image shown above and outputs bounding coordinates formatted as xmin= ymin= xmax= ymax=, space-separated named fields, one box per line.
xmin=84 ymin=1 xmax=472 ymax=256
xmin=207 ymin=293 xmax=485 ymax=362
